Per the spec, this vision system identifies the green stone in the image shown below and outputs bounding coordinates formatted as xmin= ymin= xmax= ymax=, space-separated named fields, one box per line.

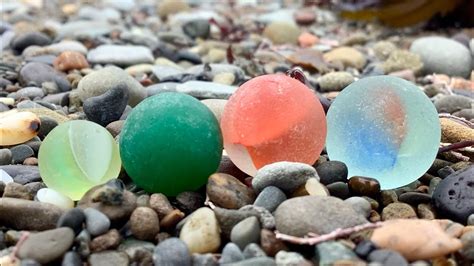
xmin=120 ymin=92 xmax=223 ymax=196
xmin=38 ymin=120 xmax=121 ymax=200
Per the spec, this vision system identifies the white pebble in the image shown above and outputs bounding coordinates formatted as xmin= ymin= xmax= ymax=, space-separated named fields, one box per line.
xmin=0 ymin=169 xmax=14 ymax=184
xmin=36 ymin=188 xmax=74 ymax=209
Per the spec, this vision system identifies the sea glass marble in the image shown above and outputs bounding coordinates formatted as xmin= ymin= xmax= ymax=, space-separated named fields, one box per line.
xmin=326 ymin=76 xmax=440 ymax=189
xmin=38 ymin=120 xmax=121 ymax=200
xmin=221 ymin=74 xmax=327 ymax=176
xmin=120 ymin=92 xmax=223 ymax=196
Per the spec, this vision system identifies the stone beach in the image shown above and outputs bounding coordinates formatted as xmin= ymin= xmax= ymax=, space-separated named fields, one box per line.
xmin=0 ymin=0 xmax=474 ymax=265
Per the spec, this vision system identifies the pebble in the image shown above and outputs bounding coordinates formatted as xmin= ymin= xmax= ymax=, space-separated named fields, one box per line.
xmin=315 ymin=160 xmax=348 ymax=185
xmin=176 ymin=81 xmax=237 ymax=99
xmin=0 ymin=198 xmax=63 ymax=230
xmin=88 ymin=251 xmax=129 ymax=266
xmin=87 ymin=45 xmax=153 ymax=66
xmin=260 ymin=229 xmax=288 ymax=257
xmin=193 ymin=254 xmax=218 ymax=266
xmin=83 ymin=83 xmax=129 ymax=126
xmin=368 ymin=249 xmax=409 ymax=266
xmin=274 ymin=196 xmax=367 ymax=236
xmin=186 ymin=64 xmax=245 ymax=81
xmin=230 ymin=216 xmax=261 ymax=250
xmin=44 ymin=40 xmax=88 ymax=55
xmin=253 ymin=186 xmax=287 ymax=212
xmin=17 ymin=227 xmax=74 ymax=264
xmin=410 ymin=36 xmax=472 ymax=78
xmin=105 ymin=120 xmax=124 ymax=138
xmin=252 ymin=162 xmax=318 ymax=193
xmin=117 ymin=239 xmax=154 ymax=265
xmin=149 ymin=193 xmax=174 ymax=219
xmin=90 ymin=229 xmax=121 ymax=252
xmin=207 ymin=173 xmax=255 ymax=209
xmin=468 ymin=214 xmax=474 ymax=225
xmin=213 ymin=72 xmax=235 ymax=85
xmin=348 ymin=176 xmax=381 ymax=197
xmin=130 ymin=207 xmax=160 ymax=241
xmin=0 ymin=149 xmax=12 ymax=165
xmin=206 ymin=48 xmax=226 ymax=63
xmin=201 ymin=99 xmax=227 ymax=122
xmin=243 ymin=243 xmax=266 ymax=259
xmin=315 ymin=241 xmax=358 ymax=265
xmin=74 ymin=66 xmax=146 ymax=107
xmin=275 ymin=251 xmax=306 ymax=265
xmin=382 ymin=202 xmax=417 ymax=220
xmin=344 ymin=197 xmax=371 ymax=218
xmin=417 ymin=203 xmax=436 ymax=220
xmin=10 ymin=86 xmax=44 ymax=100
xmin=214 ymin=207 xmax=257 ymax=237
xmin=56 ymin=208 xmax=85 ymax=235
xmin=434 ymin=95 xmax=473 ymax=114
xmin=62 ymin=251 xmax=82 ymax=266
xmin=317 ymin=71 xmax=354 ymax=92
xmin=180 ymin=207 xmax=221 ymax=253
xmin=36 ymin=187 xmax=74 ymax=209
xmin=0 ymin=165 xmax=41 ymax=184
xmin=3 ymin=182 xmax=31 ymax=199
xmin=226 ymin=257 xmax=276 ymax=266
xmin=324 ymin=47 xmax=367 ymax=70
xmin=11 ymin=32 xmax=51 ymax=53
xmin=440 ymin=118 xmax=474 ymax=143
xmin=220 ymin=243 xmax=244 ymax=264
xmin=157 ymin=0 xmax=190 ymax=19
xmin=182 ymin=19 xmax=210 ymax=39
xmin=153 ymin=237 xmax=191 ymax=266
xmin=354 ymin=240 xmax=378 ymax=259
xmin=53 ymin=51 xmax=89 ymax=71
xmin=37 ymin=116 xmax=58 ymax=139
xmin=432 ymin=166 xmax=474 ymax=224
xmin=371 ymin=219 xmax=462 ymax=260
xmin=263 ymin=21 xmax=301 ymax=45
xmin=398 ymin=192 xmax=431 ymax=205
xmin=19 ymin=62 xmax=70 ymax=91
xmin=460 ymin=231 xmax=474 ymax=260
xmin=10 ymin=144 xmax=33 ymax=164
xmin=0 ymin=169 xmax=13 ymax=184
xmin=326 ymin=181 xmax=350 ymax=199
xmin=84 ymin=207 xmax=111 ymax=236
xmin=382 ymin=50 xmax=423 ymax=74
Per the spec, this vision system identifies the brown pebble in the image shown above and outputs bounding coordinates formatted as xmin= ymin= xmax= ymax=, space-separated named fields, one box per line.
xmin=440 ymin=118 xmax=474 ymax=143
xmin=159 ymin=209 xmax=185 ymax=230
xmin=3 ymin=183 xmax=32 ymax=200
xmin=417 ymin=203 xmax=435 ymax=220
xmin=23 ymin=157 xmax=38 ymax=166
xmin=90 ymin=229 xmax=121 ymax=252
xmin=294 ymin=9 xmax=316 ymax=25
xmin=149 ymin=193 xmax=173 ymax=219
xmin=155 ymin=232 xmax=171 ymax=244
xmin=382 ymin=203 xmax=417 ymax=220
xmin=53 ymin=51 xmax=89 ymax=72
xmin=130 ymin=207 xmax=160 ymax=241
xmin=260 ymin=229 xmax=288 ymax=257
xmin=105 ymin=120 xmax=124 ymax=138
xmin=348 ymin=176 xmax=381 ymax=197
xmin=206 ymin=173 xmax=255 ymax=209
xmin=368 ymin=210 xmax=381 ymax=223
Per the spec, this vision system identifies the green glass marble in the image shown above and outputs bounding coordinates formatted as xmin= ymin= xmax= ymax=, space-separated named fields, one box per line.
xmin=120 ymin=92 xmax=223 ymax=196
xmin=38 ymin=120 xmax=121 ymax=200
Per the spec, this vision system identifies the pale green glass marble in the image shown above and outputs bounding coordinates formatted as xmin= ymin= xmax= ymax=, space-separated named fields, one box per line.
xmin=38 ymin=120 xmax=121 ymax=200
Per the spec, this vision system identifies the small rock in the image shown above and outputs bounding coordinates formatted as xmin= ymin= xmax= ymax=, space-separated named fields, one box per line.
xmin=62 ymin=251 xmax=82 ymax=266
xmin=206 ymin=48 xmax=226 ymax=63
xmin=10 ymin=87 xmax=45 ymax=100
xmin=326 ymin=181 xmax=350 ymax=199
xmin=176 ymin=81 xmax=237 ymax=99
xmin=3 ymin=182 xmax=31 ymax=200
xmin=354 ymin=240 xmax=378 ymax=259
xmin=274 ymin=196 xmax=367 ymax=237
xmin=220 ymin=243 xmax=244 ymax=264
xmin=263 ymin=21 xmax=300 ymax=45
xmin=344 ymin=197 xmax=371 ymax=218
xmin=382 ymin=202 xmax=417 ymax=220
xmin=193 ymin=254 xmax=218 ymax=266
xmin=410 ymin=36 xmax=472 ymax=78
xmin=434 ymin=95 xmax=473 ymax=113
xmin=468 ymin=214 xmax=474 ymax=225
xmin=10 ymin=144 xmax=34 ymax=164
xmin=201 ymin=99 xmax=227 ymax=122
xmin=315 ymin=241 xmax=358 ymax=265
xmin=252 ymin=162 xmax=318 ymax=193
xmin=105 ymin=120 xmax=124 ymax=138
xmin=417 ymin=203 xmax=435 ymax=220
xmin=149 ymin=193 xmax=174 ymax=219
xmin=153 ymin=238 xmax=191 ymax=266
xmin=90 ymin=229 xmax=121 ymax=252
xmin=157 ymin=0 xmax=190 ymax=19
xmin=36 ymin=187 xmax=74 ymax=209
xmin=368 ymin=249 xmax=408 ymax=266
xmin=432 ymin=166 xmax=474 ymax=223
xmin=180 ymin=207 xmax=221 ymax=253
xmin=0 ymin=198 xmax=63 ymax=230
xmin=231 ymin=216 xmax=261 ymax=250
xmin=275 ymin=251 xmax=306 ymax=265
xmin=398 ymin=192 xmax=431 ymax=205
xmin=243 ymin=243 xmax=266 ymax=259
xmin=37 ymin=116 xmax=58 ymax=139
xmin=130 ymin=207 xmax=160 ymax=241
xmin=17 ymin=227 xmax=74 ymax=264
xmin=83 ymin=83 xmax=129 ymax=126
xmin=253 ymin=186 xmax=287 ymax=212
xmin=117 ymin=239 xmax=154 ymax=265
xmin=324 ymin=47 xmax=366 ymax=70
xmin=460 ymin=231 xmax=474 ymax=260
xmin=207 ymin=173 xmax=255 ymax=209
xmin=318 ymin=72 xmax=354 ymax=92
xmin=294 ymin=9 xmax=316 ymax=25
xmin=84 ymin=208 xmax=111 ymax=236
xmin=175 ymin=191 xmax=204 ymax=214
xmin=0 ymin=149 xmax=12 ymax=165
xmin=227 ymin=257 xmax=276 ymax=266
xmin=0 ymin=165 xmax=41 ymax=184
xmin=19 ymin=62 xmax=70 ymax=91
xmin=87 ymin=45 xmax=154 ymax=66
xmin=301 ymin=178 xmax=329 ymax=196
xmin=53 ymin=51 xmax=89 ymax=71
xmin=371 ymin=219 xmax=462 ymax=261
xmin=315 ymin=161 xmax=348 ymax=185
xmin=88 ymin=251 xmax=129 ymax=266
xmin=382 ymin=50 xmax=423 ymax=74
xmin=57 ymin=208 xmax=85 ymax=235
xmin=213 ymin=72 xmax=235 ymax=85
xmin=11 ymin=32 xmax=51 ymax=53
xmin=348 ymin=176 xmax=381 ymax=197
xmin=182 ymin=19 xmax=210 ymax=39
xmin=260 ymin=229 xmax=287 ymax=257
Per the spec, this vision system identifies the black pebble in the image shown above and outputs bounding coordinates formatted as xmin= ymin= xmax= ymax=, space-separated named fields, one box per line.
xmin=37 ymin=116 xmax=58 ymax=139
xmin=57 ymin=208 xmax=86 ymax=236
xmin=83 ymin=84 xmax=129 ymax=127
xmin=438 ymin=166 xmax=455 ymax=179
xmin=326 ymin=182 xmax=350 ymax=199
xmin=11 ymin=32 xmax=51 ymax=53
xmin=354 ymin=240 xmax=378 ymax=259
xmin=316 ymin=160 xmax=348 ymax=185
xmin=10 ymin=144 xmax=34 ymax=164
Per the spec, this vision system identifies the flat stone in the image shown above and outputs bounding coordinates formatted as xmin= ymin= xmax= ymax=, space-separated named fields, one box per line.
xmin=176 ymin=81 xmax=237 ymax=99
xmin=315 ymin=241 xmax=358 ymax=265
xmin=344 ymin=197 xmax=372 ymax=218
xmin=230 ymin=216 xmax=261 ymax=250
xmin=219 ymin=243 xmax=244 ymax=264
xmin=88 ymin=251 xmax=129 ymax=266
xmin=153 ymin=238 xmax=191 ymax=266
xmin=58 ymin=20 xmax=121 ymax=39
xmin=0 ymin=149 xmax=12 ymax=165
xmin=226 ymin=257 xmax=276 ymax=266
xmin=213 ymin=207 xmax=257 ymax=238
xmin=274 ymin=196 xmax=367 ymax=237
xmin=275 ymin=251 xmax=306 ymax=265
xmin=84 ymin=208 xmax=111 ymax=236
xmin=10 ymin=144 xmax=34 ymax=164
xmin=19 ymin=62 xmax=70 ymax=91
xmin=11 ymin=32 xmax=51 ymax=53
xmin=17 ymin=227 xmax=74 ymax=264
xmin=253 ymin=186 xmax=287 ymax=212
xmin=382 ymin=203 xmax=417 ymax=220
xmin=180 ymin=207 xmax=221 ymax=253
xmin=3 ymin=182 xmax=31 ymax=199
xmin=434 ymin=95 xmax=473 ymax=114
xmin=207 ymin=173 xmax=255 ymax=209
xmin=368 ymin=249 xmax=408 ymax=266
xmin=87 ymin=45 xmax=154 ymax=66
xmin=0 ymin=198 xmax=64 ymax=230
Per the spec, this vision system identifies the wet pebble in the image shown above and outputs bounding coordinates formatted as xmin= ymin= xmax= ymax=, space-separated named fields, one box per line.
xmin=348 ymin=176 xmax=381 ymax=197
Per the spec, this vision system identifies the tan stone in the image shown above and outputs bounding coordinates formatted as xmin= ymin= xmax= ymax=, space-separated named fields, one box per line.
xmin=324 ymin=47 xmax=367 ymax=70
xmin=371 ymin=219 xmax=463 ymax=261
xmin=440 ymin=118 xmax=474 ymax=143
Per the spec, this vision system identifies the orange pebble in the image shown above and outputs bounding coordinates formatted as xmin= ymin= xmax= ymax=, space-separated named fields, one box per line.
xmin=53 ymin=51 xmax=89 ymax=72
xmin=298 ymin=32 xmax=319 ymax=48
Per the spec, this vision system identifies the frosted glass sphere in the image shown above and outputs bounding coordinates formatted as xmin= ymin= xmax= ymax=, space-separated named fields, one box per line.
xmin=38 ymin=120 xmax=121 ymax=200
xmin=326 ymin=76 xmax=440 ymax=189
xmin=221 ymin=74 xmax=327 ymax=176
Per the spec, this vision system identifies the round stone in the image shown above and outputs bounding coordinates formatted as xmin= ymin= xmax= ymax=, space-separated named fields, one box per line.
xmin=120 ymin=92 xmax=222 ymax=196
xmin=36 ymin=188 xmax=74 ymax=209
xmin=326 ymin=76 xmax=440 ymax=190
xmin=221 ymin=74 xmax=326 ymax=176
xmin=130 ymin=207 xmax=160 ymax=241
xmin=38 ymin=120 xmax=121 ymax=200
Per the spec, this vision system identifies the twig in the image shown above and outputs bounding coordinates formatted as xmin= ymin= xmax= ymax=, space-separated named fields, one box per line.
xmin=439 ymin=113 xmax=474 ymax=129
xmin=275 ymin=222 xmax=383 ymax=245
xmin=438 ymin=140 xmax=474 ymax=153
xmin=443 ymin=151 xmax=471 ymax=162
xmin=204 ymin=196 xmax=216 ymax=210
xmin=10 ymin=231 xmax=30 ymax=262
